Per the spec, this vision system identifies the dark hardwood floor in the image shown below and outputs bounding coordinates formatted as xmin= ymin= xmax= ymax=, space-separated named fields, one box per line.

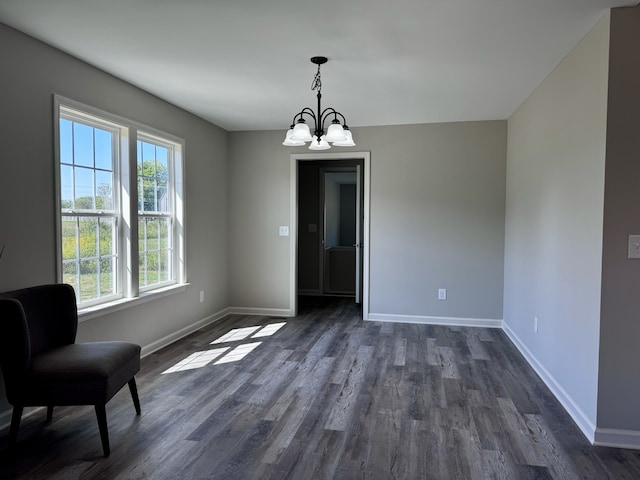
xmin=1 ymin=297 xmax=640 ymax=479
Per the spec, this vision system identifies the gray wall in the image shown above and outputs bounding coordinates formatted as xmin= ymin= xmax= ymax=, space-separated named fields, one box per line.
xmin=227 ymin=131 xmax=292 ymax=310
xmin=598 ymin=5 xmax=640 ymax=432
xmin=363 ymin=122 xmax=506 ymax=319
xmin=504 ymin=14 xmax=610 ymax=430
xmin=229 ymin=121 xmax=506 ymax=321
xmin=0 ymin=24 xmax=229 ymax=415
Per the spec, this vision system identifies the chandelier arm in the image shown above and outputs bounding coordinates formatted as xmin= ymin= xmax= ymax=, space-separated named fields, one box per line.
xmin=291 ymin=108 xmax=318 ymax=126
xmin=319 ymin=108 xmax=348 ymax=130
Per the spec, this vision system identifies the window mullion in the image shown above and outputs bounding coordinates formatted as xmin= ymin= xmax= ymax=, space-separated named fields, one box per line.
xmin=96 ymin=217 xmax=101 ymax=298
xmin=75 ymin=216 xmax=81 ymax=295
xmin=125 ymin=126 xmax=139 ymax=299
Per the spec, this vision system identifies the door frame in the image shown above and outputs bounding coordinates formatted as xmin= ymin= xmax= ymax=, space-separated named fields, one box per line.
xmin=290 ymin=152 xmax=371 ymax=319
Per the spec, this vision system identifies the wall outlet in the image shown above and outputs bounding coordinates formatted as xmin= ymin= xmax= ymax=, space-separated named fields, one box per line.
xmin=279 ymin=226 xmax=289 ymax=237
xmin=533 ymin=316 xmax=538 ymax=333
xmin=200 ymin=291 xmax=204 ymax=303
xmin=438 ymin=288 xmax=447 ymax=300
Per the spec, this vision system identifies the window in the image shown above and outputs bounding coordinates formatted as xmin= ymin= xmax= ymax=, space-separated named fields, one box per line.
xmin=137 ymin=136 xmax=174 ymax=291
xmin=55 ymin=97 xmax=185 ymax=311
xmin=58 ymin=108 xmax=123 ymax=306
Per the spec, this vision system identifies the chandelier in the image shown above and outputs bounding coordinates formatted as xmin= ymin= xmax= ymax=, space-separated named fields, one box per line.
xmin=282 ymin=56 xmax=355 ymax=150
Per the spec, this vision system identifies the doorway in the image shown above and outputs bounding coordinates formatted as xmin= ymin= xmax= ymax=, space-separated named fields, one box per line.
xmin=298 ymin=163 xmax=361 ymax=299
xmin=289 ymin=152 xmax=370 ymax=319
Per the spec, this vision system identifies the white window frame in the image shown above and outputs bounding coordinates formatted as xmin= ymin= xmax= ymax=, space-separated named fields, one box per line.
xmin=54 ymin=95 xmax=186 ymax=320
xmin=136 ymin=131 xmax=183 ymax=293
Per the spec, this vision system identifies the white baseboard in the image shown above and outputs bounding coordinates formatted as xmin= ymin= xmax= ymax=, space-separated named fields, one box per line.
xmin=502 ymin=321 xmax=597 ymax=444
xmin=227 ymin=306 xmax=293 ymax=318
xmin=594 ymin=428 xmax=640 ymax=449
xmin=140 ymin=307 xmax=231 ymax=357
xmin=367 ymin=312 xmax=502 ymax=328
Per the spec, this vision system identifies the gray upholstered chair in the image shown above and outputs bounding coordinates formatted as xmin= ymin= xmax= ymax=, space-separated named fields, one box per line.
xmin=0 ymin=284 xmax=141 ymax=456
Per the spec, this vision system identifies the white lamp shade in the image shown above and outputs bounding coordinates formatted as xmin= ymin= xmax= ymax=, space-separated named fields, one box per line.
xmin=325 ymin=122 xmax=347 ymax=143
xmin=282 ymin=128 xmax=305 ymax=146
xmin=332 ymin=129 xmax=355 ymax=147
xmin=308 ymin=135 xmax=331 ymax=150
xmin=291 ymin=122 xmax=312 ymax=142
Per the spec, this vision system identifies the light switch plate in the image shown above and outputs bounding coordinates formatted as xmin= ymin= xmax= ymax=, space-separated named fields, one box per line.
xmin=629 ymin=235 xmax=640 ymax=259
xmin=279 ymin=226 xmax=289 ymax=237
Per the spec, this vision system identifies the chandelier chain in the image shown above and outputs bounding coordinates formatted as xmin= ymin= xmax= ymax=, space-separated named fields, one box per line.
xmin=311 ymin=64 xmax=322 ymax=93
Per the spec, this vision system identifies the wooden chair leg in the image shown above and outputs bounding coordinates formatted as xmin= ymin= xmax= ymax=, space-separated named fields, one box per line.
xmin=8 ymin=406 xmax=23 ymax=449
xmin=94 ymin=405 xmax=110 ymax=457
xmin=128 ymin=378 xmax=141 ymax=415
xmin=46 ymin=405 xmax=54 ymax=422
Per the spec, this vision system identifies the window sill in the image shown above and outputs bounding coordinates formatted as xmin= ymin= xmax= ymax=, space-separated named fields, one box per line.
xmin=78 ymin=283 xmax=189 ymax=323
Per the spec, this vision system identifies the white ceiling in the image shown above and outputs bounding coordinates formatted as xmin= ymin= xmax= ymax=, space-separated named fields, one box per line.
xmin=0 ymin=0 xmax=634 ymax=131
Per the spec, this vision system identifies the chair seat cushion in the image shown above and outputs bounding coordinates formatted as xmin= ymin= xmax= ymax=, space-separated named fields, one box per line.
xmin=16 ymin=342 xmax=140 ymax=406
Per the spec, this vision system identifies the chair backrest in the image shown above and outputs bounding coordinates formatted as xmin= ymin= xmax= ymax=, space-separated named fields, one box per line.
xmin=0 ymin=299 xmax=32 ymax=402
xmin=0 ymin=284 xmax=78 ymax=356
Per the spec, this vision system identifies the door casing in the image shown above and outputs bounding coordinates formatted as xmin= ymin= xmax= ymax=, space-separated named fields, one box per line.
xmin=289 ymin=152 xmax=371 ymax=319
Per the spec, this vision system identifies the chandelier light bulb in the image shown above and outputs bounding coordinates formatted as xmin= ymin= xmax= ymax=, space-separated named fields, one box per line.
xmin=291 ymin=120 xmax=312 ymax=142
xmin=332 ymin=128 xmax=355 ymax=147
xmin=308 ymin=135 xmax=330 ymax=150
xmin=282 ymin=127 xmax=305 ymax=146
xmin=325 ymin=121 xmax=347 ymax=143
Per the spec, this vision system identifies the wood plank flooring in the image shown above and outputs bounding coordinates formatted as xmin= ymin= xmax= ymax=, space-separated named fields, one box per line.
xmin=1 ymin=297 xmax=640 ymax=479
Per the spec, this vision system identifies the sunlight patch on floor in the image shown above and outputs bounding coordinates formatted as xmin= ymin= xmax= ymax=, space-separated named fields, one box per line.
xmin=252 ymin=322 xmax=286 ymax=338
xmin=161 ymin=347 xmax=229 ymax=374
xmin=163 ymin=322 xmax=287 ymax=374
xmin=213 ymin=342 xmax=262 ymax=365
xmin=211 ymin=326 xmax=261 ymax=344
